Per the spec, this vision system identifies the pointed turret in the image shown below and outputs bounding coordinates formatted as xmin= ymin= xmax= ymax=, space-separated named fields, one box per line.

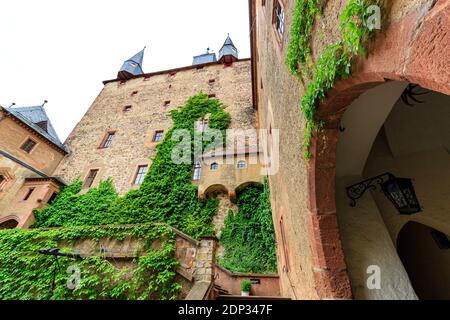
xmin=118 ymin=48 xmax=145 ymax=80
xmin=218 ymin=34 xmax=238 ymax=64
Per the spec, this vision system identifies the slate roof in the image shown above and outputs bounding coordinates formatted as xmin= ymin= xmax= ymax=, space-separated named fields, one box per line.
xmin=118 ymin=48 xmax=145 ymax=79
xmin=192 ymin=52 xmax=217 ymax=65
xmin=218 ymin=35 xmax=238 ymax=61
xmin=3 ymin=105 xmax=68 ymax=153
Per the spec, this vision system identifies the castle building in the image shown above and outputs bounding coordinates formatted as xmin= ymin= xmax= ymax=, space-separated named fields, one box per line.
xmin=0 ymin=103 xmax=67 ymax=228
xmin=0 ymin=36 xmax=262 ymax=238
xmin=249 ymin=0 xmax=450 ymax=300
xmin=1 ymin=0 xmax=449 ymax=300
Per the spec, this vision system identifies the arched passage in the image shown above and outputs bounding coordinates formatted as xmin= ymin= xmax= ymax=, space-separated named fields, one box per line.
xmin=0 ymin=216 xmax=19 ymax=229
xmin=397 ymin=222 xmax=450 ymax=300
xmin=306 ymin=2 xmax=450 ymax=299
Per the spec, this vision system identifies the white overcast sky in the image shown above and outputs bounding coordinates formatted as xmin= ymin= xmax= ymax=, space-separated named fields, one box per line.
xmin=0 ymin=0 xmax=251 ymax=141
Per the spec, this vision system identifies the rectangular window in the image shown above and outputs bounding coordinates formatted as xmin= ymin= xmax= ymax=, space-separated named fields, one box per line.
xmin=273 ymin=1 xmax=285 ymax=39
xmin=208 ymin=94 xmax=216 ymax=99
xmin=100 ymin=132 xmax=115 ymax=148
xmin=84 ymin=169 xmax=99 ymax=188
xmin=153 ymin=130 xmax=164 ymax=142
xmin=131 ymin=91 xmax=138 ymax=96
xmin=134 ymin=165 xmax=148 ymax=185
xmin=123 ymin=105 xmax=132 ymax=112
xmin=208 ymin=79 xmax=216 ymax=84
xmin=0 ymin=175 xmax=5 ymax=190
xmin=169 ymin=71 xmax=177 ymax=77
xmin=47 ymin=192 xmax=59 ymax=205
xmin=23 ymin=188 xmax=35 ymax=201
xmin=164 ymin=100 xmax=171 ymax=107
xmin=193 ymin=162 xmax=202 ymax=181
xmin=21 ymin=138 xmax=37 ymax=153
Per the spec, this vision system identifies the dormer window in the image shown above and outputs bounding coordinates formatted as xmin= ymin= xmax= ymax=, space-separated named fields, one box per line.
xmin=36 ymin=121 xmax=48 ymax=132
xmin=21 ymin=138 xmax=37 ymax=154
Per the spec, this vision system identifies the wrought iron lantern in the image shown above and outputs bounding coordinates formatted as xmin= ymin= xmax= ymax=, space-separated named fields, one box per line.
xmin=346 ymin=172 xmax=422 ymax=215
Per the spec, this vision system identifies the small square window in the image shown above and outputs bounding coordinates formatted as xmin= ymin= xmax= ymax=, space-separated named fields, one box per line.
xmin=144 ymin=75 xmax=151 ymax=81
xmin=237 ymin=160 xmax=247 ymax=169
xmin=164 ymin=101 xmax=171 ymax=107
xmin=169 ymin=71 xmax=177 ymax=77
xmin=208 ymin=79 xmax=216 ymax=84
xmin=210 ymin=162 xmax=219 ymax=171
xmin=133 ymin=165 xmax=148 ymax=185
xmin=21 ymin=138 xmax=37 ymax=153
xmin=23 ymin=188 xmax=35 ymax=201
xmin=208 ymin=94 xmax=216 ymax=99
xmin=123 ymin=105 xmax=132 ymax=112
xmin=120 ymin=80 xmax=127 ymax=85
xmin=84 ymin=169 xmax=99 ymax=188
xmin=131 ymin=91 xmax=138 ymax=96
xmin=153 ymin=130 xmax=164 ymax=142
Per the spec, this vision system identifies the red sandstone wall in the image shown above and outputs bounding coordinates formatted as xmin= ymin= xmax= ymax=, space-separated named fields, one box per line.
xmin=214 ymin=265 xmax=280 ymax=296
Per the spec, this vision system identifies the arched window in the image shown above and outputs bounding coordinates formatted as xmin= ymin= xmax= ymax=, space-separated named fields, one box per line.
xmin=237 ymin=160 xmax=247 ymax=169
xmin=210 ymin=162 xmax=219 ymax=171
xmin=193 ymin=162 xmax=202 ymax=181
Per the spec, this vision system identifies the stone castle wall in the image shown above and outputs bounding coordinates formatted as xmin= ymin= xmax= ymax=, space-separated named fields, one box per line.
xmin=54 ymin=60 xmax=255 ymax=195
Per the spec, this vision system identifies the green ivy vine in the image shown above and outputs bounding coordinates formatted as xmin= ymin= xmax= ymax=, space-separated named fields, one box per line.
xmin=34 ymin=93 xmax=231 ymax=239
xmin=286 ymin=0 xmax=381 ymax=158
xmin=0 ymin=224 xmax=180 ymax=300
xmin=218 ymin=179 xmax=277 ymax=274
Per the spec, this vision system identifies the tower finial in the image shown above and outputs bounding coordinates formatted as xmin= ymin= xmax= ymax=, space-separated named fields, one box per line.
xmin=42 ymin=100 xmax=48 ymax=108
xmin=8 ymin=102 xmax=16 ymax=108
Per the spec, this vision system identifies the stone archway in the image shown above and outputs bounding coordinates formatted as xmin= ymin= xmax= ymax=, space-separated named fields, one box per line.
xmin=306 ymin=2 xmax=450 ymax=299
xmin=397 ymin=222 xmax=450 ymax=299
xmin=0 ymin=216 xmax=20 ymax=229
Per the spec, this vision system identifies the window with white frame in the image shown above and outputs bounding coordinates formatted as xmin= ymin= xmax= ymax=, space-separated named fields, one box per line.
xmin=210 ymin=162 xmax=219 ymax=171
xmin=273 ymin=1 xmax=285 ymax=39
xmin=193 ymin=162 xmax=202 ymax=181
xmin=237 ymin=160 xmax=247 ymax=169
